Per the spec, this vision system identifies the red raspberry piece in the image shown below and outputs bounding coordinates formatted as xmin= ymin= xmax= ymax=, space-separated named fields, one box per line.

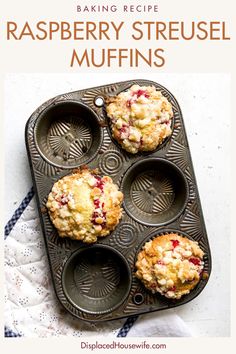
xmin=92 ymin=211 xmax=99 ymax=219
xmin=91 ymin=211 xmax=101 ymax=225
xmin=168 ymin=286 xmax=176 ymax=292
xmin=126 ymin=99 xmax=132 ymax=108
xmin=94 ymin=199 xmax=100 ymax=208
xmin=120 ymin=124 xmax=128 ymax=133
xmin=94 ymin=175 xmax=104 ymax=191
xmin=134 ymin=89 xmax=149 ymax=98
xmin=91 ymin=209 xmax=107 ymax=227
xmin=171 ymin=239 xmax=180 ymax=248
xmin=94 ymin=175 xmax=101 ymax=182
xmin=189 ymin=257 xmax=201 ymax=266
xmin=58 ymin=194 xmax=69 ymax=206
xmin=101 ymin=212 xmax=107 ymax=229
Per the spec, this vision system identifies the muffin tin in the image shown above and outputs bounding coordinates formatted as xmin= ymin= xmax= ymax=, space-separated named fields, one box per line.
xmin=25 ymin=79 xmax=212 ymax=322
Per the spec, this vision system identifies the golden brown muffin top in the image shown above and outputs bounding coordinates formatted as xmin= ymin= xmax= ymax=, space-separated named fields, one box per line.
xmin=46 ymin=167 xmax=123 ymax=243
xmin=135 ymin=233 xmax=204 ymax=299
xmin=106 ymin=84 xmax=173 ymax=154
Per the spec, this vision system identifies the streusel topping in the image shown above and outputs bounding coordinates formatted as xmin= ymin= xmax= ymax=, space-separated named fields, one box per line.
xmin=106 ymin=84 xmax=173 ymax=154
xmin=135 ymin=233 xmax=204 ymax=299
xmin=46 ymin=168 xmax=123 ymax=243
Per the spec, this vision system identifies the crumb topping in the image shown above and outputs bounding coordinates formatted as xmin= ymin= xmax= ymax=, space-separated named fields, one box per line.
xmin=46 ymin=168 xmax=123 ymax=243
xmin=135 ymin=233 xmax=204 ymax=299
xmin=106 ymin=84 xmax=173 ymax=154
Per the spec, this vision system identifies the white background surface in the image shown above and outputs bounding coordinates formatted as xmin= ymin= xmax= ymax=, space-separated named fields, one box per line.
xmin=4 ymin=73 xmax=231 ymax=337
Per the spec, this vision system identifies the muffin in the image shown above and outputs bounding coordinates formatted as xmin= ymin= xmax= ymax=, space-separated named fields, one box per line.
xmin=106 ymin=84 xmax=173 ymax=154
xmin=135 ymin=233 xmax=204 ymax=299
xmin=46 ymin=168 xmax=123 ymax=243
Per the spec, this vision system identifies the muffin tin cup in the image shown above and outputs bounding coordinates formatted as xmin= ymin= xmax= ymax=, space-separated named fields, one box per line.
xmin=34 ymin=100 xmax=103 ymax=169
xmin=25 ymin=79 xmax=212 ymax=322
xmin=121 ymin=157 xmax=189 ymax=226
xmin=62 ymin=245 xmax=132 ymax=315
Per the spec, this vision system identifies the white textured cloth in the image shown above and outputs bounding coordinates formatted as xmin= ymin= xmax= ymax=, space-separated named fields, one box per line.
xmin=4 ymin=197 xmax=191 ymax=337
xmin=127 ymin=311 xmax=191 ymax=337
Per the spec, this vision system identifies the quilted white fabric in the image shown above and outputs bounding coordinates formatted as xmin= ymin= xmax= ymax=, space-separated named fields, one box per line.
xmin=4 ymin=197 xmax=191 ymax=337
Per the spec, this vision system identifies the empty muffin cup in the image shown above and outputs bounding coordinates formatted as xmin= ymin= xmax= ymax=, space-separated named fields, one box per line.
xmin=62 ymin=245 xmax=132 ymax=314
xmin=121 ymin=158 xmax=189 ymax=226
xmin=34 ymin=100 xmax=103 ymax=168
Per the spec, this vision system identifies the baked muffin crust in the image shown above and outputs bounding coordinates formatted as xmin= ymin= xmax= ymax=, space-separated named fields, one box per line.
xmin=46 ymin=168 xmax=123 ymax=243
xmin=135 ymin=233 xmax=204 ymax=299
xmin=106 ymin=84 xmax=173 ymax=154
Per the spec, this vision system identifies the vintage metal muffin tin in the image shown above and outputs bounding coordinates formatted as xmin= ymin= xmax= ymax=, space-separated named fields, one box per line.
xmin=25 ymin=79 xmax=212 ymax=322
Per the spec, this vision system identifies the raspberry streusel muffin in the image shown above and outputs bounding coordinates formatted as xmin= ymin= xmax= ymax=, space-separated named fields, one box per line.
xmin=135 ymin=233 xmax=204 ymax=299
xmin=46 ymin=168 xmax=123 ymax=243
xmin=106 ymin=84 xmax=173 ymax=154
